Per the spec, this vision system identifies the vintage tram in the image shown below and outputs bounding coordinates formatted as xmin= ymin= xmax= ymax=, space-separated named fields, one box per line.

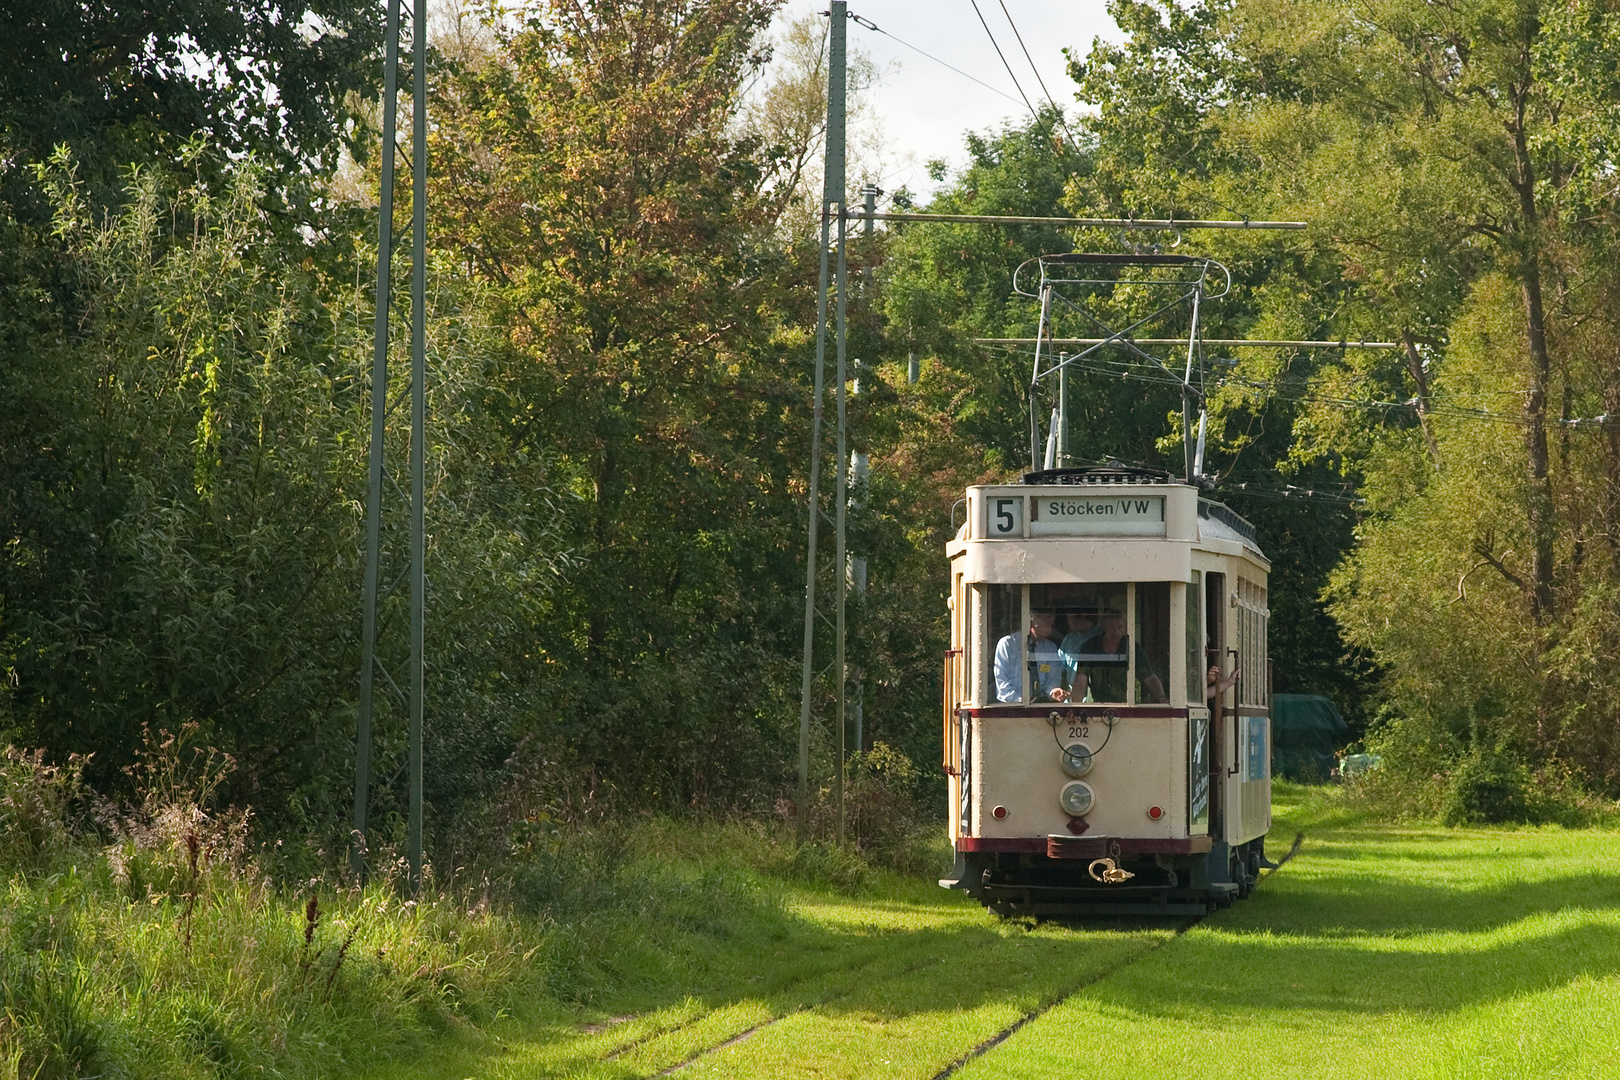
xmin=939 ymin=464 xmax=1273 ymax=916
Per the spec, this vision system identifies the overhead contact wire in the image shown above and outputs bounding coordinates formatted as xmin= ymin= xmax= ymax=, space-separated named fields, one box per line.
xmin=847 ymin=12 xmax=1027 ymax=108
xmin=995 ymin=0 xmax=1081 ymax=148
xmin=969 ymin=0 xmax=1041 ymax=123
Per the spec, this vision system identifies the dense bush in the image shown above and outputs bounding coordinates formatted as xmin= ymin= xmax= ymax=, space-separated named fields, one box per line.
xmin=1342 ymin=704 xmax=1611 ymax=826
xmin=1441 ymin=742 xmax=1532 ymax=826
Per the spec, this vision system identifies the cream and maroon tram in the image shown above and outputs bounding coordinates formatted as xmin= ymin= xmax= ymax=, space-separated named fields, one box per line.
xmin=940 ymin=464 xmax=1273 ymax=916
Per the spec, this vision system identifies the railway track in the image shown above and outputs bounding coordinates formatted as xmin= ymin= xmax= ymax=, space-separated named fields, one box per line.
xmin=931 ymin=831 xmax=1304 ymax=1080
xmin=608 ymin=833 xmax=1308 ymax=1080
xmin=928 ymin=914 xmax=1201 ymax=1080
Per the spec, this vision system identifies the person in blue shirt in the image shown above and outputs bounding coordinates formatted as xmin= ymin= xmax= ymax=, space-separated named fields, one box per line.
xmin=993 ymin=609 xmax=1069 ymax=703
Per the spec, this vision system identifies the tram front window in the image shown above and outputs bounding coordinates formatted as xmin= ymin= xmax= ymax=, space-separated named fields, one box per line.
xmin=981 ymin=583 xmax=1171 ymax=705
xmin=987 ymin=585 xmax=1066 ymax=703
xmin=1045 ymin=583 xmax=1176 ymax=704
xmin=1134 ymin=582 xmax=1170 ymax=704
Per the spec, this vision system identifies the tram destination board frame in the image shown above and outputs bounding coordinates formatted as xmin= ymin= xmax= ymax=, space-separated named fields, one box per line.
xmin=984 ymin=492 xmax=1168 ymax=539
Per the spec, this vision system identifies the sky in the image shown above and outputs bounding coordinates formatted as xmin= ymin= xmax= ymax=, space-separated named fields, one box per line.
xmin=771 ymin=1 xmax=1123 ymax=199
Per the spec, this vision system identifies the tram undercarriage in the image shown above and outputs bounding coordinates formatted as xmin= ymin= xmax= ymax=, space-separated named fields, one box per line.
xmin=941 ymin=837 xmax=1274 ymax=918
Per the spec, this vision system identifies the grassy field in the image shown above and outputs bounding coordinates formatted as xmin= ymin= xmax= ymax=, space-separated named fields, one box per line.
xmin=956 ymin=786 xmax=1620 ymax=1080
xmin=7 ymin=752 xmax=1619 ymax=1079
xmin=397 ymin=785 xmax=1620 ymax=1080
xmin=368 ymin=873 xmax=1168 ymax=1080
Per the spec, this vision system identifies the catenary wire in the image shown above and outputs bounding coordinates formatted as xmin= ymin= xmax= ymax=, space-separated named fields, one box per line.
xmin=995 ymin=0 xmax=1082 ymax=148
xmin=969 ymin=0 xmax=1041 ymax=123
xmin=846 ymin=12 xmax=1028 ymax=109
xmin=978 ymin=340 xmax=1534 ymax=425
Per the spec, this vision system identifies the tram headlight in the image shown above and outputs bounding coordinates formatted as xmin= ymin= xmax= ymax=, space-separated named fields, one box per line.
xmin=1060 ymin=743 xmax=1093 ymax=778
xmin=1059 ymin=781 xmax=1094 ymax=817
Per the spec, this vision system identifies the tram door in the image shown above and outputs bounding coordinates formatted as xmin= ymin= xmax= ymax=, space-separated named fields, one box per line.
xmin=1204 ymin=572 xmax=1227 ymax=839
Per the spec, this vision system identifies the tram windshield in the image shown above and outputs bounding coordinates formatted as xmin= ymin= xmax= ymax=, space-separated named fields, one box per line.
xmin=982 ymin=583 xmax=1171 ymax=704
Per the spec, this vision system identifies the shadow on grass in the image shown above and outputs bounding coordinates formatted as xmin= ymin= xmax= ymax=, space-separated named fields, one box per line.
xmin=1056 ymin=842 xmax=1620 ymax=1025
xmin=370 ymin=826 xmax=1620 ymax=1079
xmin=1082 ymin=911 xmax=1620 ymax=1021
xmin=380 ymin=883 xmax=1171 ymax=1080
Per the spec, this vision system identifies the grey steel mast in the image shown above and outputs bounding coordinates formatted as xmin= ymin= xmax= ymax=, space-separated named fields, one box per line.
xmin=797 ymin=0 xmax=847 ymax=846
xmin=833 ymin=154 xmax=849 ymax=849
xmin=354 ymin=0 xmax=428 ymax=892
xmin=407 ymin=0 xmax=427 ymax=893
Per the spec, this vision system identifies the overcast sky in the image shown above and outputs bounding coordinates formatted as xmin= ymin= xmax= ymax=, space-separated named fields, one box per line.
xmin=770 ymin=1 xmax=1123 ymax=199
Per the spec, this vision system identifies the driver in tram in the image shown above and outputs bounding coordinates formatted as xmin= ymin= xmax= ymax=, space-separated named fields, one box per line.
xmin=993 ymin=609 xmax=1069 ymax=703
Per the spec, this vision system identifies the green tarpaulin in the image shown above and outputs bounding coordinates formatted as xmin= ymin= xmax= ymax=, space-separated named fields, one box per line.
xmin=1271 ymin=693 xmax=1349 ymax=782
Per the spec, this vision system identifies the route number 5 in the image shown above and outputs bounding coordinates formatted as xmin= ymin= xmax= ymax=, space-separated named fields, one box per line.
xmin=990 ymin=497 xmax=1021 ymax=536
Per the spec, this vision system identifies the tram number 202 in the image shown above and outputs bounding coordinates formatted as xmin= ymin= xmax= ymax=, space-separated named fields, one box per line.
xmin=1067 ymin=725 xmax=1090 ymax=739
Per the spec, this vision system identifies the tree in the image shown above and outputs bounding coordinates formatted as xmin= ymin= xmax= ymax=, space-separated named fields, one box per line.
xmin=0 ymin=0 xmax=384 ymax=196
xmin=425 ymin=0 xmax=830 ymax=810
xmin=0 ymin=146 xmax=568 ymax=851
xmin=1071 ymin=0 xmax=1620 ymax=788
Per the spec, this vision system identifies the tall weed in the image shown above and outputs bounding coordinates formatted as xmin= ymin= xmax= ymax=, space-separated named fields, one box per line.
xmin=0 ymin=749 xmax=88 ymax=876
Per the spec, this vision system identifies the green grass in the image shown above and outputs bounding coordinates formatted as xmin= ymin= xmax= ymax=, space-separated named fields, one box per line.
xmin=362 ymin=831 xmax=1170 ymax=1080
xmin=954 ymin=782 xmax=1620 ymax=1080
xmin=9 ymin=751 xmax=1620 ymax=1080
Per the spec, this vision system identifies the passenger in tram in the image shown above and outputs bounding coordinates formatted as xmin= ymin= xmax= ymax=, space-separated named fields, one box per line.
xmin=1206 ymin=663 xmax=1238 ymax=703
xmin=1057 ymin=609 xmax=1099 ymax=663
xmin=993 ymin=609 xmax=1069 ymax=703
xmin=1068 ymin=611 xmax=1167 ymax=703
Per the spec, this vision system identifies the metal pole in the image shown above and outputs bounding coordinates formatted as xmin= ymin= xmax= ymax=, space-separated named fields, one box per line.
xmin=835 ymin=201 xmax=848 ymax=850
xmin=796 ymin=215 xmax=829 ymax=848
xmin=1029 ymin=284 xmax=1052 ymax=469
xmin=1182 ymin=285 xmax=1202 ymax=482
xmin=354 ymin=0 xmax=401 ymax=880
xmin=407 ymin=0 xmax=427 ymax=894
xmin=849 ymin=451 xmax=868 ymax=755
xmin=797 ymin=0 xmax=845 ymax=846
xmin=1057 ymin=353 xmax=1068 ymax=467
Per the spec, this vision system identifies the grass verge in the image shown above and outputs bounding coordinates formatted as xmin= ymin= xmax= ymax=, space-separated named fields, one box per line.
xmin=954 ymin=781 xmax=1620 ymax=1080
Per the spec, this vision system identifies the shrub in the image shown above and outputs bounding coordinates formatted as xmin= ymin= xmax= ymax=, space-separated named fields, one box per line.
xmin=1341 ymin=705 xmax=1454 ymax=820
xmin=1442 ymin=742 xmax=1531 ymax=825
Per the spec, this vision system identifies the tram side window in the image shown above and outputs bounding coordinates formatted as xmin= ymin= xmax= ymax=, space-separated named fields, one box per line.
xmin=1185 ymin=573 xmax=1203 ymax=705
xmin=1232 ymin=578 xmax=1271 ymax=707
xmin=986 ymin=584 xmax=1021 ymax=703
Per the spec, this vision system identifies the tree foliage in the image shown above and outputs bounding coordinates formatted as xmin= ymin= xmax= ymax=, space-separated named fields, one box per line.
xmin=1065 ymin=0 xmax=1620 ymax=791
xmin=0 ymin=0 xmax=384 ymax=193
xmin=0 ymin=147 xmax=567 ymax=851
xmin=11 ymin=0 xmax=1620 ymax=859
xmin=424 ymin=0 xmax=830 ymax=811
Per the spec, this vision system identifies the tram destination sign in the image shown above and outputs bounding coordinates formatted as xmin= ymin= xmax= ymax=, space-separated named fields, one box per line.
xmin=1030 ymin=494 xmax=1166 ymax=538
